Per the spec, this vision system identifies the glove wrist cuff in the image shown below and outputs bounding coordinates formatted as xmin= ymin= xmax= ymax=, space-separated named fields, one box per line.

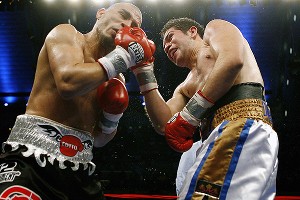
xmin=99 ymin=111 xmax=123 ymax=134
xmin=98 ymin=46 xmax=134 ymax=79
xmin=133 ymin=63 xmax=158 ymax=93
xmin=184 ymin=90 xmax=214 ymax=121
xmin=180 ymin=108 xmax=200 ymax=126
xmin=103 ymin=111 xmax=123 ymax=121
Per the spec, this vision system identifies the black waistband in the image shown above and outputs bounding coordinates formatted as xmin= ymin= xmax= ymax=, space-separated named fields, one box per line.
xmin=213 ymin=82 xmax=265 ymax=110
xmin=204 ymin=82 xmax=265 ymax=118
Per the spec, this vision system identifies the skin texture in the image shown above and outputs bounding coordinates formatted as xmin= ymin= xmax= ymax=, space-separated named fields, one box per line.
xmin=25 ymin=3 xmax=142 ymax=147
xmin=144 ymin=19 xmax=264 ymax=135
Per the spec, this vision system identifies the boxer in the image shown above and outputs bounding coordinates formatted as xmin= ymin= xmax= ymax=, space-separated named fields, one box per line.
xmin=0 ymin=2 xmax=144 ymax=199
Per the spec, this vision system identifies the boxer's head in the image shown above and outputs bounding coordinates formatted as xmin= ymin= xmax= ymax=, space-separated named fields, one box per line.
xmin=160 ymin=18 xmax=204 ymax=39
xmin=161 ymin=18 xmax=204 ymax=67
xmin=95 ymin=3 xmax=142 ymax=52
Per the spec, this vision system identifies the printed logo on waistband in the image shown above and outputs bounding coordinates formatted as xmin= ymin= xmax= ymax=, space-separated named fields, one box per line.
xmin=0 ymin=162 xmax=21 ymax=184
xmin=60 ymin=135 xmax=84 ymax=157
xmin=195 ymin=179 xmax=221 ymax=199
xmin=0 ymin=185 xmax=41 ymax=200
xmin=37 ymin=124 xmax=93 ymax=157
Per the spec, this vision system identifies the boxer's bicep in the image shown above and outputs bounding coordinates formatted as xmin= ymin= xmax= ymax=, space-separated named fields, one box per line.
xmin=46 ymin=33 xmax=83 ymax=82
xmin=45 ymin=26 xmax=86 ymax=98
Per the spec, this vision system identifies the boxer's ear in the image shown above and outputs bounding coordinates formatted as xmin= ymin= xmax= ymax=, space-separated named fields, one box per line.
xmin=96 ymin=8 xmax=106 ymax=20
xmin=188 ymin=26 xmax=198 ymax=39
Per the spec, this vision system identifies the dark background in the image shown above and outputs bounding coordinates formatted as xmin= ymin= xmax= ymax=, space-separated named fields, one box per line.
xmin=0 ymin=0 xmax=300 ymax=197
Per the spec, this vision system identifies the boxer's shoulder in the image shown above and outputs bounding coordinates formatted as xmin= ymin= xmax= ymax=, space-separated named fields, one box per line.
xmin=46 ymin=24 xmax=83 ymax=45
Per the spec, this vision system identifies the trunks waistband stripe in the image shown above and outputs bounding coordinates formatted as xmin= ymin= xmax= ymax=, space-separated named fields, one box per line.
xmin=3 ymin=114 xmax=95 ymax=174
xmin=212 ymin=99 xmax=273 ymax=129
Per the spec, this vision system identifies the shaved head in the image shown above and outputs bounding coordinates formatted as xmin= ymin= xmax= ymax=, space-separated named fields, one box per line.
xmin=108 ymin=3 xmax=142 ymax=27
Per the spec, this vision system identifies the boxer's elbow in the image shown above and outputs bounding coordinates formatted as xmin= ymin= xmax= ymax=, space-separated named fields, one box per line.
xmin=56 ymin=81 xmax=78 ymax=100
xmin=222 ymin=54 xmax=243 ymax=77
xmin=228 ymin=51 xmax=244 ymax=70
xmin=228 ymin=60 xmax=243 ymax=75
xmin=232 ymin=57 xmax=243 ymax=70
xmin=55 ymin=73 xmax=79 ymax=99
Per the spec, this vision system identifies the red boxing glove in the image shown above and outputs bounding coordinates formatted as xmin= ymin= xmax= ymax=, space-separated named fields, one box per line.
xmin=165 ymin=112 xmax=197 ymax=153
xmin=165 ymin=90 xmax=214 ymax=152
xmin=97 ymin=78 xmax=129 ymax=114
xmin=115 ymin=26 xmax=156 ymax=67
xmin=97 ymin=78 xmax=129 ymax=134
xmin=98 ymin=27 xmax=156 ymax=80
xmin=115 ymin=26 xmax=158 ymax=94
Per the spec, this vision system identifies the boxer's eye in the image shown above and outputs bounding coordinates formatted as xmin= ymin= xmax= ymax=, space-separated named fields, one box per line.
xmin=163 ymin=33 xmax=173 ymax=49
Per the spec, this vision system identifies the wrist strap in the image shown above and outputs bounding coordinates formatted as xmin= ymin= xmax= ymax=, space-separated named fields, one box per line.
xmin=197 ymin=90 xmax=214 ymax=104
xmin=99 ymin=111 xmax=123 ymax=134
xmin=180 ymin=108 xmax=201 ymax=126
xmin=98 ymin=46 xmax=134 ymax=79
xmin=185 ymin=90 xmax=214 ymax=120
xmin=133 ymin=63 xmax=158 ymax=93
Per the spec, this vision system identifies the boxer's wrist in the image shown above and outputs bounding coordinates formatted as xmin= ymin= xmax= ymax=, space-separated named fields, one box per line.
xmin=180 ymin=107 xmax=201 ymax=126
xmin=98 ymin=46 xmax=135 ymax=79
xmin=99 ymin=111 xmax=123 ymax=134
xmin=185 ymin=90 xmax=214 ymax=120
xmin=132 ymin=63 xmax=158 ymax=94
xmin=197 ymin=90 xmax=214 ymax=105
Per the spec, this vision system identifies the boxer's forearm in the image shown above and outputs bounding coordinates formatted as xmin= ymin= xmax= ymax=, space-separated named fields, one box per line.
xmin=93 ymin=129 xmax=117 ymax=148
xmin=54 ymin=62 xmax=108 ymax=99
xmin=143 ymin=90 xmax=174 ymax=135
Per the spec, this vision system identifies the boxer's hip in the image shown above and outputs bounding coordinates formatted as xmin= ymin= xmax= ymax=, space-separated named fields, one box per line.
xmin=2 ymin=114 xmax=95 ymax=174
xmin=212 ymin=98 xmax=273 ymax=129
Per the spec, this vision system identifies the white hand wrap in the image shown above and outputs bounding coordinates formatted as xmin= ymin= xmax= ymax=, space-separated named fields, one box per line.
xmin=99 ymin=111 xmax=123 ymax=134
xmin=132 ymin=63 xmax=158 ymax=94
xmin=98 ymin=46 xmax=135 ymax=79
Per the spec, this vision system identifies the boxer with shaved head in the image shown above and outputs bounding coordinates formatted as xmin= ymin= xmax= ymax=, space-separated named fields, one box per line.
xmin=0 ymin=2 xmax=142 ymax=199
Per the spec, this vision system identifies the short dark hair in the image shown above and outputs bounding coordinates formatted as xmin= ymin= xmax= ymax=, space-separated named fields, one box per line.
xmin=160 ymin=17 xmax=204 ymax=39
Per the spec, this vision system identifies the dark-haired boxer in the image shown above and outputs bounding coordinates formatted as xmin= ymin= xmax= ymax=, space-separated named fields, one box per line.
xmin=131 ymin=17 xmax=279 ymax=200
xmin=0 ymin=2 xmax=152 ymax=199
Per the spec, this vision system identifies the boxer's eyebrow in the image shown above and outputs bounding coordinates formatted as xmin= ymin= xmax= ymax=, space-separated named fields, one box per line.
xmin=119 ymin=9 xmax=139 ymax=27
xmin=119 ymin=9 xmax=132 ymax=20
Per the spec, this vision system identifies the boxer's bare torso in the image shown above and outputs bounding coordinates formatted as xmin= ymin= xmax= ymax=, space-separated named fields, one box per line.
xmin=26 ymin=25 xmax=100 ymax=134
xmin=168 ymin=19 xmax=264 ymax=108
